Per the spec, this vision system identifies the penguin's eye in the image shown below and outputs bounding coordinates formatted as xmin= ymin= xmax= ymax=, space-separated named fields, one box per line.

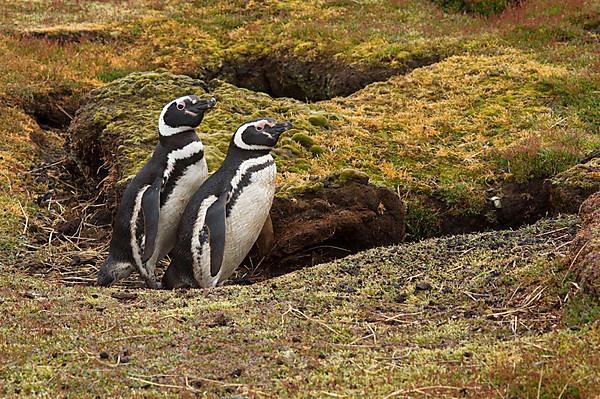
xmin=177 ymin=102 xmax=185 ymax=110
xmin=256 ymin=126 xmax=264 ymax=131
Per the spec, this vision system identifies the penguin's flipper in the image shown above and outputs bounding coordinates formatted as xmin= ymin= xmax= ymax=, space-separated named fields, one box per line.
xmin=141 ymin=179 xmax=161 ymax=263
xmin=205 ymin=192 xmax=227 ymax=277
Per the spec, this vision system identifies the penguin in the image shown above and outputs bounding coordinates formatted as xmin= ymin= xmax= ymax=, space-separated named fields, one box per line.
xmin=97 ymin=95 xmax=216 ymax=288
xmin=162 ymin=117 xmax=292 ymax=289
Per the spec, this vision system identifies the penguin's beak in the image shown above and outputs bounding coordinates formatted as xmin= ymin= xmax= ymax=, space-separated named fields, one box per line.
xmin=265 ymin=121 xmax=293 ymax=136
xmin=190 ymin=97 xmax=217 ymax=112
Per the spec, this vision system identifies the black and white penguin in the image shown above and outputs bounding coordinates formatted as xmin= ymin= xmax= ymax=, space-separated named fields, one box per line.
xmin=162 ymin=117 xmax=292 ymax=289
xmin=97 ymin=95 xmax=216 ymax=288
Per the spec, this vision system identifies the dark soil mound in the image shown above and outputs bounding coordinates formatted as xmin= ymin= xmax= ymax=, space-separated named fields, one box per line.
xmin=566 ymin=191 xmax=600 ymax=296
xmin=265 ymin=178 xmax=405 ymax=273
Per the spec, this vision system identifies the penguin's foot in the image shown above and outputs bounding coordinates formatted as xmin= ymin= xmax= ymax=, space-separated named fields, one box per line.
xmin=142 ymin=274 xmax=159 ymax=289
xmin=137 ymin=267 xmax=159 ymax=289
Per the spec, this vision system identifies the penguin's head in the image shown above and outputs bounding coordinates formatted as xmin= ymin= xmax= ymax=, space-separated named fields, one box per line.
xmin=232 ymin=118 xmax=293 ymax=151
xmin=159 ymin=95 xmax=217 ymax=137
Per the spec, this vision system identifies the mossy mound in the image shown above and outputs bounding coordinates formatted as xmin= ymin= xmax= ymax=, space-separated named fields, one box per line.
xmin=67 ymin=71 xmax=335 ymax=200
xmin=69 ymin=50 xmax=598 ymax=238
xmin=2 ymin=216 xmax=599 ymax=397
xmin=319 ymin=49 xmax=598 ymax=233
xmin=549 ymin=157 xmax=600 ymax=214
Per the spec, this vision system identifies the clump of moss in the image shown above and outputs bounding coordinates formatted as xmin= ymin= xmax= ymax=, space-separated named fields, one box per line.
xmin=308 ymin=113 xmax=329 ymax=127
xmin=309 ymin=144 xmax=324 ymax=156
xmin=333 ymin=168 xmax=370 ymax=185
xmin=291 ymin=132 xmax=316 ymax=148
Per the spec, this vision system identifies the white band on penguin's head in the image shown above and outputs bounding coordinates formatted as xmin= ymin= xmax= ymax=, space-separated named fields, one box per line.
xmin=233 ymin=120 xmax=273 ymax=150
xmin=159 ymin=95 xmax=194 ymax=137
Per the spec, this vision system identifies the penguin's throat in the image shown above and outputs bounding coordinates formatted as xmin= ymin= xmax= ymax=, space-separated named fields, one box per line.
xmin=158 ymin=113 xmax=198 ymax=137
xmin=159 ymin=128 xmax=200 ymax=149
xmin=225 ymin=144 xmax=272 ymax=162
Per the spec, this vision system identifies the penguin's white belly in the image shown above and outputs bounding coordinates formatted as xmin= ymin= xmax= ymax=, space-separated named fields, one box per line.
xmin=152 ymin=160 xmax=208 ymax=263
xmin=218 ymin=164 xmax=276 ymax=283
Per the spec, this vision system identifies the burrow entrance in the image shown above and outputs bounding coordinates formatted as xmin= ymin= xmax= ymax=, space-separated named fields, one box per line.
xmin=206 ymin=53 xmax=443 ymax=101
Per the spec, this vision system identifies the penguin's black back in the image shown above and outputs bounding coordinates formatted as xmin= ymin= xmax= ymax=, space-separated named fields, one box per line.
xmin=108 ymin=130 xmax=201 ymax=263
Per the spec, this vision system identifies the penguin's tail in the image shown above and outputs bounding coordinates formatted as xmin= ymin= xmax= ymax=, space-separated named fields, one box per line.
xmin=97 ymin=256 xmax=135 ymax=287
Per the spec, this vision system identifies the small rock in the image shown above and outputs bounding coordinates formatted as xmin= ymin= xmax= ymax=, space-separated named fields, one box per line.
xmin=230 ymin=368 xmax=243 ymax=378
xmin=291 ymin=336 xmax=301 ymax=343
xmin=208 ymin=311 xmax=230 ymax=327
xmin=490 ymin=196 xmax=502 ymax=209
xmin=394 ymin=294 xmax=407 ymax=303
xmin=415 ymin=281 xmax=432 ymax=292
xmin=99 ymin=351 xmax=109 ymax=360
xmin=111 ymin=291 xmax=137 ymax=301
xmin=120 ymin=355 xmax=130 ymax=363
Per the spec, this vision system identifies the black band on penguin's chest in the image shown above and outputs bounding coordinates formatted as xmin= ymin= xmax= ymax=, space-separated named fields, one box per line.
xmin=226 ymin=159 xmax=274 ymax=217
xmin=160 ymin=150 xmax=205 ymax=207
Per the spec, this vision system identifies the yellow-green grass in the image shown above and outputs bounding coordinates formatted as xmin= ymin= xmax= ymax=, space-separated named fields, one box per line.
xmin=0 ymin=108 xmax=44 ymax=256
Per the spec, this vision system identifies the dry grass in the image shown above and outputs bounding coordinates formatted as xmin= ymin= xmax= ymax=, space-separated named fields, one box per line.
xmin=2 ymin=216 xmax=599 ymax=397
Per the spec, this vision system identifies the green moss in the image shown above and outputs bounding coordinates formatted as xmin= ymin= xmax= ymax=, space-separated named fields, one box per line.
xmin=291 ymin=132 xmax=316 ymax=148
xmin=334 ymin=168 xmax=369 ymax=184
xmin=564 ymin=293 xmax=600 ymax=328
xmin=280 ymin=144 xmax=303 ymax=156
xmin=97 ymin=68 xmax=132 ymax=83
xmin=309 ymin=144 xmax=324 ymax=156
xmin=308 ymin=113 xmax=329 ymax=127
xmin=405 ymin=199 xmax=441 ymax=240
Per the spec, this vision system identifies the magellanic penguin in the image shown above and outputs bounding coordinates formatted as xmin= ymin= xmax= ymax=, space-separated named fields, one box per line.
xmin=162 ymin=117 xmax=292 ymax=289
xmin=97 ymin=95 xmax=216 ymax=288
